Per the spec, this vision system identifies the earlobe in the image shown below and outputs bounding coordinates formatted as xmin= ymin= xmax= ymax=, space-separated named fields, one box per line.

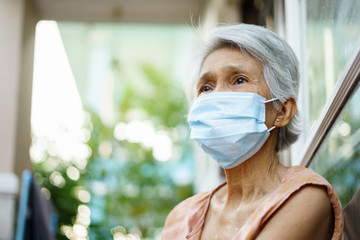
xmin=274 ymin=98 xmax=297 ymax=128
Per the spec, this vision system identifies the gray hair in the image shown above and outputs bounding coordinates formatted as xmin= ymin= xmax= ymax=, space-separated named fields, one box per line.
xmin=187 ymin=24 xmax=300 ymax=152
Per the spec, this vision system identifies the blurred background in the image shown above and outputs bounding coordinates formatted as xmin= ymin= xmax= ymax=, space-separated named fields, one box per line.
xmin=0 ymin=0 xmax=359 ymax=239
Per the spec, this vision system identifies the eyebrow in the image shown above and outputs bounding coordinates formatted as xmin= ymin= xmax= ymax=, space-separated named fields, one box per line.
xmin=198 ymin=64 xmax=249 ymax=82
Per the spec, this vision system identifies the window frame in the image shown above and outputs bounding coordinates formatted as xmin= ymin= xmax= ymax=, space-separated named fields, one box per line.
xmin=282 ymin=0 xmax=310 ymax=166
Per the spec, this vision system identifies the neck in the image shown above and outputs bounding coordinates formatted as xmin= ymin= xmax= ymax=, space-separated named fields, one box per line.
xmin=222 ymin=134 xmax=288 ymax=207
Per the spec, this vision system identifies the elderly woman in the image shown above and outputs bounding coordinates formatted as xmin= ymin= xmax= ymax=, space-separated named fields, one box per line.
xmin=161 ymin=24 xmax=343 ymax=240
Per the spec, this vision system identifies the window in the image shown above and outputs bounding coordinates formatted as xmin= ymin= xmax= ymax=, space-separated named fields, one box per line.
xmin=311 ymin=87 xmax=360 ymax=206
xmin=290 ymin=0 xmax=360 ymax=206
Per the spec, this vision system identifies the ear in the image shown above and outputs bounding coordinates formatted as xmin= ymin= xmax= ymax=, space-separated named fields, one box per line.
xmin=274 ymin=98 xmax=297 ymax=128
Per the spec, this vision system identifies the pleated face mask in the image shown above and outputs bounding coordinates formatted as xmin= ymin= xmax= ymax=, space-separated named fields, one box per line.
xmin=188 ymin=92 xmax=277 ymax=169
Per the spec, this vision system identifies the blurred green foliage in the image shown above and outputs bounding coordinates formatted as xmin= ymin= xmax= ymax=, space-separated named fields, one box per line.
xmin=311 ymin=88 xmax=360 ymax=207
xmin=33 ymin=158 xmax=83 ymax=240
xmin=32 ymin=63 xmax=194 ymax=239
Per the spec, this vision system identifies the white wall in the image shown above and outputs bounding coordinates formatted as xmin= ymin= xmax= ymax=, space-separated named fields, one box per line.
xmin=0 ymin=0 xmax=25 ymax=174
xmin=0 ymin=0 xmax=38 ymax=175
xmin=0 ymin=0 xmax=38 ymax=238
xmin=14 ymin=0 xmax=39 ymax=177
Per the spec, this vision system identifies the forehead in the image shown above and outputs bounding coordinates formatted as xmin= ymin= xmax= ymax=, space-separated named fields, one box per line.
xmin=199 ymin=47 xmax=263 ymax=76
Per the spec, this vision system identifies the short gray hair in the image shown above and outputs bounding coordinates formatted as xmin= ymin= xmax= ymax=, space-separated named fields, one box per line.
xmin=187 ymin=24 xmax=300 ymax=152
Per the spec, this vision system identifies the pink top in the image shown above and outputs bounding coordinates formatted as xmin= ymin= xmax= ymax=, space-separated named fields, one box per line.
xmin=161 ymin=166 xmax=343 ymax=240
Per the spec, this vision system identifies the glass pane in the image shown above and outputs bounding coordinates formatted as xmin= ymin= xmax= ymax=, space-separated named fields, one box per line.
xmin=311 ymin=86 xmax=360 ymax=206
xmin=306 ymin=0 xmax=360 ymax=127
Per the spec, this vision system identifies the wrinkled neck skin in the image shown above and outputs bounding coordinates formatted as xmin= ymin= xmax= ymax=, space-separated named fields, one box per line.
xmin=222 ymin=129 xmax=289 ymax=209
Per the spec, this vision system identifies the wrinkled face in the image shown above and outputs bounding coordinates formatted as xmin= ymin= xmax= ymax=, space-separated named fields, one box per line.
xmin=197 ymin=47 xmax=270 ymax=98
xmin=197 ymin=47 xmax=277 ymax=128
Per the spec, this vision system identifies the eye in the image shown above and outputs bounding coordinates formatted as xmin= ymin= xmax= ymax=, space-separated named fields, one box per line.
xmin=202 ymin=86 xmax=211 ymax=92
xmin=198 ymin=85 xmax=212 ymax=94
xmin=234 ymin=76 xmax=247 ymax=85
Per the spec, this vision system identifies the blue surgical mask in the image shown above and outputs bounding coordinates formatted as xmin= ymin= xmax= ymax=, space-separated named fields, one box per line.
xmin=188 ymin=92 xmax=277 ymax=169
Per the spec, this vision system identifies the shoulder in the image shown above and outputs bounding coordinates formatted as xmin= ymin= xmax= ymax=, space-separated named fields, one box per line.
xmin=164 ymin=182 xmax=226 ymax=225
xmin=284 ymin=166 xmax=331 ymax=186
xmin=282 ymin=184 xmax=333 ymax=223
xmin=257 ymin=184 xmax=334 ymax=240
xmin=161 ymin=190 xmax=212 ymax=239
xmin=165 ymin=190 xmax=211 ymax=220
xmin=257 ymin=166 xmax=343 ymax=240
xmin=284 ymin=166 xmax=343 ymax=216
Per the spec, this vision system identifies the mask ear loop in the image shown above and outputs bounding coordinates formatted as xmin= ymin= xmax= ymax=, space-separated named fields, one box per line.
xmin=264 ymin=98 xmax=278 ymax=133
xmin=268 ymin=126 xmax=276 ymax=132
xmin=264 ymin=98 xmax=279 ymax=132
xmin=263 ymin=97 xmax=278 ymax=103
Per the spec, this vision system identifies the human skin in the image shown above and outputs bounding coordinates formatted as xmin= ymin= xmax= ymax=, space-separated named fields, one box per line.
xmin=196 ymin=47 xmax=333 ymax=240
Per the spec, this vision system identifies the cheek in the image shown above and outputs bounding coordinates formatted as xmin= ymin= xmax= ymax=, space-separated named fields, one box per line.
xmin=232 ymin=82 xmax=259 ymax=93
xmin=256 ymin=74 xmax=271 ymax=99
xmin=265 ymin=104 xmax=277 ymax=128
xmin=257 ymin=85 xmax=271 ymax=100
